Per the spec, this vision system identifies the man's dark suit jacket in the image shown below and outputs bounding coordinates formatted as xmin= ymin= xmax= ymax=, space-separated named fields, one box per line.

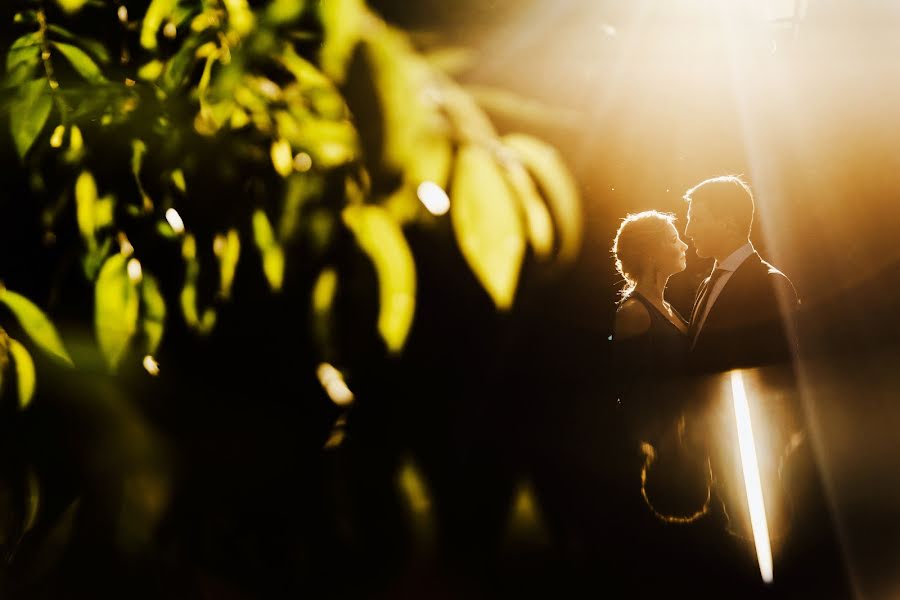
xmin=689 ymin=251 xmax=800 ymax=375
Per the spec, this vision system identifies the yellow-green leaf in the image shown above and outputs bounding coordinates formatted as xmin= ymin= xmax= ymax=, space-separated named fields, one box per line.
xmin=252 ymin=211 xmax=284 ymax=292
xmin=0 ymin=288 xmax=73 ymax=365
xmin=10 ymin=79 xmax=52 ymax=159
xmin=450 ymin=144 xmax=524 ymax=310
xmin=75 ymin=170 xmax=97 ymax=246
xmin=502 ymin=159 xmax=553 ymax=259
xmin=141 ymin=274 xmax=166 ymax=355
xmin=502 ymin=134 xmax=582 ymax=263
xmin=312 ymin=267 xmax=338 ymax=315
xmin=8 ymin=338 xmax=35 ymax=409
xmin=270 ymin=138 xmax=293 ymax=177
xmin=47 ymin=25 xmax=110 ymax=64
xmin=141 ymin=0 xmax=178 ymax=50
xmin=138 ymin=60 xmax=164 ymax=81
xmin=318 ymin=0 xmax=365 ymax=83
xmin=52 ymin=42 xmax=106 ymax=83
xmin=266 ymin=0 xmax=305 ymax=24
xmin=216 ymin=229 xmax=240 ymax=299
xmin=223 ymin=0 xmax=255 ymax=37
xmin=95 ymin=254 xmax=140 ymax=371
xmin=94 ymin=195 xmax=116 ymax=229
xmin=342 ymin=205 xmax=416 ymax=353
xmin=55 ymin=0 xmax=88 ymax=14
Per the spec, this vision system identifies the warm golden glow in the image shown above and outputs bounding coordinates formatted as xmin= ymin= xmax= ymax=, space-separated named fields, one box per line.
xmin=731 ymin=370 xmax=774 ymax=584
xmin=416 ymin=181 xmax=450 ymax=216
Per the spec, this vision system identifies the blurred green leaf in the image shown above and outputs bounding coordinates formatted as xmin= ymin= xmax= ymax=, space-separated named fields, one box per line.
xmin=342 ymin=204 xmax=416 ymax=353
xmin=141 ymin=0 xmax=178 ymax=50
xmin=0 ymin=288 xmax=73 ymax=365
xmin=223 ymin=0 xmax=255 ymax=37
xmin=47 ymin=25 xmax=110 ymax=64
xmin=8 ymin=337 xmax=36 ymax=409
xmin=131 ymin=139 xmax=147 ymax=177
xmin=502 ymin=159 xmax=554 ymax=259
xmin=279 ymin=174 xmax=322 ymax=242
xmin=502 ymin=134 xmax=582 ymax=263
xmin=75 ymin=170 xmax=97 ymax=248
xmin=141 ymin=274 xmax=166 ymax=355
xmin=216 ymin=229 xmax=240 ymax=299
xmin=95 ymin=254 xmax=140 ymax=372
xmin=466 ymin=84 xmax=581 ymax=130
xmin=52 ymin=42 xmax=107 ymax=83
xmin=10 ymin=78 xmax=51 ymax=159
xmin=311 ymin=266 xmax=338 ymax=357
xmin=7 ymin=33 xmax=40 ymax=73
xmin=161 ymin=36 xmax=203 ymax=93
xmin=423 ymin=46 xmax=477 ymax=76
xmin=319 ymin=0 xmax=365 ymax=83
xmin=451 ymin=144 xmax=524 ymax=310
xmin=312 ymin=267 xmax=338 ymax=315
xmin=55 ymin=0 xmax=88 ymax=14
xmin=252 ymin=210 xmax=285 ymax=292
xmin=266 ymin=0 xmax=306 ymax=24
xmin=94 ymin=195 xmax=116 ymax=229
xmin=180 ymin=236 xmax=217 ymax=334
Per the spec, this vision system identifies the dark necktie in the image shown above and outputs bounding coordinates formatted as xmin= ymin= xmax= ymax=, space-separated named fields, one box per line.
xmin=688 ymin=268 xmax=728 ymax=340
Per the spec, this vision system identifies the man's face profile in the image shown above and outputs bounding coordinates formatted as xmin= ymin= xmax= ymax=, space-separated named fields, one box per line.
xmin=685 ymin=200 xmax=727 ymax=259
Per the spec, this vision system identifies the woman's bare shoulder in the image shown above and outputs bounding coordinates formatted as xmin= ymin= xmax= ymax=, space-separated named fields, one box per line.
xmin=614 ymin=298 xmax=651 ymax=340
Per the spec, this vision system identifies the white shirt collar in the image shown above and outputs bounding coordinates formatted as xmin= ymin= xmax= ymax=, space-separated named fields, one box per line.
xmin=714 ymin=242 xmax=754 ymax=273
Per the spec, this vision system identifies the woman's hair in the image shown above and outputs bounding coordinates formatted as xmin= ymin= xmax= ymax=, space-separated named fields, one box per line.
xmin=611 ymin=210 xmax=677 ymax=299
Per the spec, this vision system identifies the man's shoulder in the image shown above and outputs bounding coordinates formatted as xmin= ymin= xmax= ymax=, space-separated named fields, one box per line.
xmin=759 ymin=258 xmax=801 ymax=304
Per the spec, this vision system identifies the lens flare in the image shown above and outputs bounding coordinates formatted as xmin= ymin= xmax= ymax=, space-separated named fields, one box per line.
xmin=731 ymin=370 xmax=774 ymax=584
xmin=416 ymin=181 xmax=450 ymax=216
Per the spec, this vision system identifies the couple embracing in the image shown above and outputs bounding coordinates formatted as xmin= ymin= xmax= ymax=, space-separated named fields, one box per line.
xmin=611 ymin=176 xmax=804 ymax=568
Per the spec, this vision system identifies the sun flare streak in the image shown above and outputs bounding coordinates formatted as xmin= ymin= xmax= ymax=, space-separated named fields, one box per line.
xmin=731 ymin=370 xmax=774 ymax=584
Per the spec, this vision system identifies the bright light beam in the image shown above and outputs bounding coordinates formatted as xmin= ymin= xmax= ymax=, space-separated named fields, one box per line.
xmin=731 ymin=370 xmax=774 ymax=584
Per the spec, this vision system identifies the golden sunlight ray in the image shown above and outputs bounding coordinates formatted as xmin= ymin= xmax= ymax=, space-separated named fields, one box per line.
xmin=731 ymin=370 xmax=774 ymax=584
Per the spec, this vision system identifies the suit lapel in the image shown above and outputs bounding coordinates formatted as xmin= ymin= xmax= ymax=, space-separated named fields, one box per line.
xmin=691 ymin=252 xmax=762 ymax=347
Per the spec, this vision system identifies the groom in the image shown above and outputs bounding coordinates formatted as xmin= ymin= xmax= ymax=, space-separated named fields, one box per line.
xmin=681 ymin=176 xmax=849 ymax=595
xmin=683 ymin=175 xmax=799 ymax=373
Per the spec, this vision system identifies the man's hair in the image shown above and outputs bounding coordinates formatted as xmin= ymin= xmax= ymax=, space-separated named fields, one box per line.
xmin=611 ymin=210 xmax=676 ymax=299
xmin=683 ymin=175 xmax=755 ymax=236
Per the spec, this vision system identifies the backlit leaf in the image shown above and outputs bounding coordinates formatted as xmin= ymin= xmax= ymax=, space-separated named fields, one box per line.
xmin=95 ymin=254 xmax=140 ymax=372
xmin=47 ymin=25 xmax=110 ymax=63
xmin=10 ymin=78 xmax=51 ymax=159
xmin=141 ymin=274 xmax=166 ymax=355
xmin=0 ymin=288 xmax=73 ymax=365
xmin=8 ymin=338 xmax=35 ymax=409
xmin=502 ymin=134 xmax=582 ymax=263
xmin=342 ymin=205 xmax=416 ymax=353
xmin=318 ymin=0 xmax=365 ymax=83
xmin=55 ymin=0 xmax=88 ymax=14
xmin=6 ymin=33 xmax=40 ymax=73
xmin=75 ymin=170 xmax=97 ymax=247
xmin=52 ymin=42 xmax=106 ymax=83
xmin=252 ymin=210 xmax=284 ymax=292
xmin=223 ymin=0 xmax=255 ymax=37
xmin=502 ymin=159 xmax=554 ymax=258
xmin=270 ymin=138 xmax=293 ymax=177
xmin=451 ymin=144 xmax=524 ymax=310
xmin=141 ymin=0 xmax=178 ymax=50
xmin=216 ymin=229 xmax=240 ymax=299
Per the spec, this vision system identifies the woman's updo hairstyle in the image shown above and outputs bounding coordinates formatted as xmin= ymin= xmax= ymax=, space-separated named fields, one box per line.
xmin=611 ymin=210 xmax=676 ymax=299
